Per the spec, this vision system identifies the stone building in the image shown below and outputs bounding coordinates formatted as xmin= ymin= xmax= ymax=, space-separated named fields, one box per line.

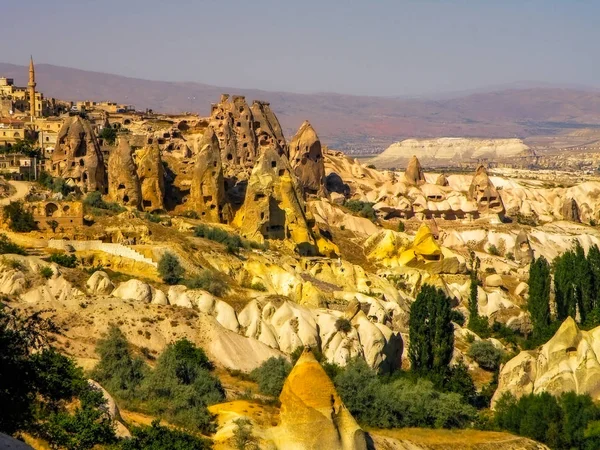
xmin=0 ymin=57 xmax=55 ymax=118
xmin=30 ymin=201 xmax=84 ymax=231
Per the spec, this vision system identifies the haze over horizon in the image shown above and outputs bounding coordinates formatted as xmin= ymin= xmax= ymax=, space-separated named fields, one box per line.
xmin=2 ymin=0 xmax=599 ymax=97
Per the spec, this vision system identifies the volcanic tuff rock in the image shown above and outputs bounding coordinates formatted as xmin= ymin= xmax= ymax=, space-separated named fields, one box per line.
xmin=469 ymin=165 xmax=505 ymax=215
xmin=233 ymin=145 xmax=319 ymax=254
xmin=50 ymin=116 xmax=106 ymax=192
xmin=513 ymin=230 xmax=534 ymax=264
xmin=135 ymin=142 xmax=165 ymax=212
xmin=270 ymin=349 xmax=367 ymax=450
xmin=187 ymin=128 xmax=232 ymax=223
xmin=561 ymin=197 xmax=580 ymax=222
xmin=492 ymin=317 xmax=600 ymax=407
xmin=372 ymin=137 xmax=533 ymax=168
xmin=404 ymin=155 xmax=426 ymax=186
xmin=289 ymin=121 xmax=327 ymax=197
xmin=108 ymin=139 xmax=142 ymax=209
xmin=250 ymin=100 xmax=286 ymax=149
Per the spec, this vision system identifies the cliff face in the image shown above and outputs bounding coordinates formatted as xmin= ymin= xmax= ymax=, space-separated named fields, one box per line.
xmin=372 ymin=138 xmax=533 ymax=168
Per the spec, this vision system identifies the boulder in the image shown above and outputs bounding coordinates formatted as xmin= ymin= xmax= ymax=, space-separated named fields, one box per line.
xmin=270 ymin=349 xmax=367 ymax=450
xmin=112 ymin=279 xmax=152 ymax=303
xmin=485 ymin=274 xmax=504 ymax=288
xmin=86 ymin=271 xmax=115 ymax=295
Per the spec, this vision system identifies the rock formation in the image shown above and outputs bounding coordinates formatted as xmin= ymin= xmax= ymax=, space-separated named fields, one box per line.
xmin=561 ymin=197 xmax=580 ymax=222
xmin=404 ymin=155 xmax=426 ymax=186
xmin=468 ymin=165 xmax=504 ymax=215
xmin=435 ymin=173 xmax=449 ymax=186
xmin=233 ymin=144 xmax=319 ymax=255
xmin=372 ymin=137 xmax=533 ymax=168
xmin=188 ymin=128 xmax=232 ymax=223
xmin=288 ymin=121 xmax=327 ymax=197
xmin=270 ymin=349 xmax=367 ymax=450
xmin=50 ymin=116 xmax=106 ymax=192
xmin=513 ymin=230 xmax=534 ymax=264
xmin=135 ymin=142 xmax=165 ymax=212
xmin=250 ymin=100 xmax=286 ymax=149
xmin=492 ymin=317 xmax=600 ymax=407
xmin=108 ymin=139 xmax=142 ymax=209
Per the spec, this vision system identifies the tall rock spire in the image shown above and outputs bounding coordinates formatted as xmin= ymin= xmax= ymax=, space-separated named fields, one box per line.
xmin=28 ymin=56 xmax=36 ymax=118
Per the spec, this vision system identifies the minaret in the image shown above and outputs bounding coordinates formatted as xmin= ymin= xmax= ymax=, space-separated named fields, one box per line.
xmin=28 ymin=56 xmax=36 ymax=118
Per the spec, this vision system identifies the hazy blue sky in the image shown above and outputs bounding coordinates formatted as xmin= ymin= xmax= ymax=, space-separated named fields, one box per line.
xmin=1 ymin=0 xmax=598 ymax=96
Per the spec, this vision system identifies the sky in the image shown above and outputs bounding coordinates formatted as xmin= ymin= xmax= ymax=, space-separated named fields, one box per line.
xmin=1 ymin=0 xmax=599 ymax=96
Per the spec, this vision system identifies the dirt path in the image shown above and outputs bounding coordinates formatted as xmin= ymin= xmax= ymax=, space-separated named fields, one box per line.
xmin=0 ymin=180 xmax=31 ymax=205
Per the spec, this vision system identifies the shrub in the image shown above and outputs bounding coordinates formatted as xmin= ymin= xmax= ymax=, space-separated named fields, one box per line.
xmin=334 ymin=358 xmax=476 ymax=428
xmin=90 ymin=325 xmax=147 ymax=398
xmin=183 ymin=210 xmax=199 ymax=219
xmin=467 ymin=340 xmax=503 ymax=371
xmin=145 ymin=212 xmax=162 ymax=223
xmin=3 ymin=201 xmax=37 ymax=232
xmin=46 ymin=219 xmax=59 ymax=233
xmin=343 ymin=200 xmax=376 ymax=221
xmin=397 ymin=221 xmax=405 ymax=232
xmin=185 ymin=270 xmax=228 ymax=297
xmin=487 ymin=244 xmax=500 ymax=256
xmin=140 ymin=340 xmax=224 ymax=433
xmin=450 ymin=310 xmax=465 ymax=327
xmin=250 ymin=357 xmax=292 ymax=397
xmin=38 ymin=172 xmax=74 ymax=196
xmin=194 ymin=224 xmax=244 ymax=253
xmin=49 ymin=253 xmax=78 ymax=268
xmin=99 ymin=126 xmax=117 ymax=145
xmin=40 ymin=266 xmax=54 ymax=279
xmin=83 ymin=191 xmax=125 ymax=214
xmin=0 ymin=234 xmax=26 ymax=255
xmin=158 ymin=253 xmax=184 ymax=285
xmin=506 ymin=252 xmax=515 ymax=261
xmin=250 ymin=282 xmax=266 ymax=292
xmin=232 ymin=418 xmax=257 ymax=450
xmin=120 ymin=419 xmax=211 ymax=450
xmin=335 ymin=318 xmax=352 ymax=333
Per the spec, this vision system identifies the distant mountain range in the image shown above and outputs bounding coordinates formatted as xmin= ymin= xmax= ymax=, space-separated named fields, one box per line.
xmin=3 ymin=62 xmax=600 ymax=153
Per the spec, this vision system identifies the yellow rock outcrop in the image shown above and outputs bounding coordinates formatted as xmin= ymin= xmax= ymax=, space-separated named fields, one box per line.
xmin=270 ymin=349 xmax=367 ymax=450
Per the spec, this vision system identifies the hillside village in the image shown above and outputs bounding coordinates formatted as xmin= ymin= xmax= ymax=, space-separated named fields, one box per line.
xmin=3 ymin=58 xmax=600 ymax=450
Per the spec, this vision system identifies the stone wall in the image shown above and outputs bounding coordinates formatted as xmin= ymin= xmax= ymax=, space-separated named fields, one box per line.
xmin=48 ymin=240 xmax=157 ymax=267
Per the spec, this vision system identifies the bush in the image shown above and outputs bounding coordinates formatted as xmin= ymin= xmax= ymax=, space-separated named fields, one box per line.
xmin=99 ymin=126 xmax=117 ymax=146
xmin=184 ymin=270 xmax=228 ymax=297
xmin=397 ymin=221 xmax=405 ymax=232
xmin=194 ymin=224 xmax=244 ymax=253
xmin=250 ymin=282 xmax=266 ymax=292
xmin=334 ymin=358 xmax=476 ymax=428
xmin=40 ymin=266 xmax=54 ymax=279
xmin=158 ymin=253 xmax=184 ymax=285
xmin=231 ymin=418 xmax=257 ymax=450
xmin=49 ymin=252 xmax=78 ymax=268
xmin=335 ymin=318 xmax=352 ymax=333
xmin=494 ymin=392 xmax=600 ymax=449
xmin=38 ymin=172 xmax=74 ymax=196
xmin=487 ymin=244 xmax=500 ymax=256
xmin=450 ymin=310 xmax=465 ymax=327
xmin=145 ymin=212 xmax=162 ymax=223
xmin=120 ymin=420 xmax=211 ymax=450
xmin=90 ymin=325 xmax=147 ymax=398
xmin=343 ymin=200 xmax=376 ymax=221
xmin=83 ymin=191 xmax=125 ymax=214
xmin=0 ymin=234 xmax=26 ymax=255
xmin=250 ymin=357 xmax=292 ymax=397
xmin=3 ymin=201 xmax=37 ymax=232
xmin=506 ymin=252 xmax=515 ymax=261
xmin=467 ymin=340 xmax=503 ymax=371
xmin=140 ymin=339 xmax=224 ymax=433
xmin=182 ymin=211 xmax=199 ymax=219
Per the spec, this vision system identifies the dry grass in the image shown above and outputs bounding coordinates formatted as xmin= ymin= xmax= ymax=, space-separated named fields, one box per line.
xmin=368 ymin=427 xmax=528 ymax=447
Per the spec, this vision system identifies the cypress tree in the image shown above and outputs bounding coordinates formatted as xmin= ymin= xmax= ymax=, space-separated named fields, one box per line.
xmin=409 ymin=284 xmax=454 ymax=374
xmin=528 ymin=256 xmax=551 ymax=338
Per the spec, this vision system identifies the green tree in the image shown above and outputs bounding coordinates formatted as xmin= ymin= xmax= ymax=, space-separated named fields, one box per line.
xmin=158 ymin=253 xmax=184 ymax=285
xmin=0 ymin=234 xmax=26 ymax=255
xmin=409 ymin=284 xmax=454 ymax=374
xmin=47 ymin=219 xmax=59 ymax=233
xmin=250 ymin=357 xmax=292 ymax=397
xmin=3 ymin=201 xmax=37 ymax=232
xmin=141 ymin=339 xmax=224 ymax=433
xmin=99 ymin=126 xmax=117 ymax=145
xmin=90 ymin=325 xmax=147 ymax=398
xmin=120 ymin=420 xmax=211 ymax=450
xmin=527 ymin=256 xmax=551 ymax=338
